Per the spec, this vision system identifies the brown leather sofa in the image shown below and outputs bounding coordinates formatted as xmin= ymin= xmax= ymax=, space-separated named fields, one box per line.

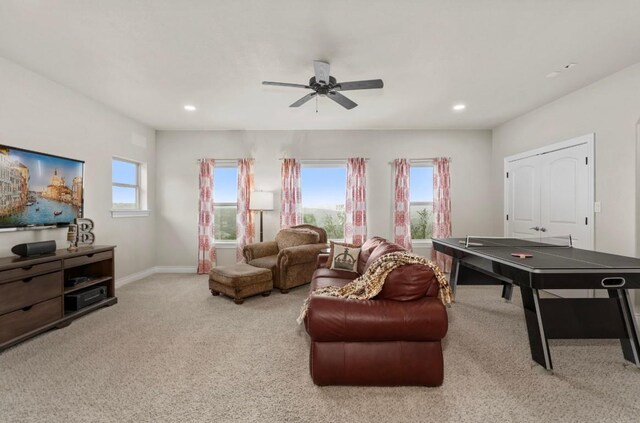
xmin=243 ymin=224 xmax=328 ymax=293
xmin=303 ymin=236 xmax=448 ymax=386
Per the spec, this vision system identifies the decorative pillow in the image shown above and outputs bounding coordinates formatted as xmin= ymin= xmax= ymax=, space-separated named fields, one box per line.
xmin=326 ymin=241 xmax=357 ymax=267
xmin=329 ymin=242 xmax=361 ymax=273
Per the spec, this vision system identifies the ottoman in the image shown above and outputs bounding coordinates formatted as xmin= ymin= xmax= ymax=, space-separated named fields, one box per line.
xmin=209 ymin=263 xmax=273 ymax=304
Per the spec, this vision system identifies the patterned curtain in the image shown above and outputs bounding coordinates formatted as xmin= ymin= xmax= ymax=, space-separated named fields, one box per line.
xmin=197 ymin=159 xmax=216 ymax=274
xmin=393 ymin=159 xmax=412 ymax=251
xmin=431 ymin=157 xmax=452 ymax=272
xmin=345 ymin=158 xmax=367 ymax=245
xmin=280 ymin=158 xmax=302 ymax=228
xmin=236 ymin=159 xmax=255 ymax=263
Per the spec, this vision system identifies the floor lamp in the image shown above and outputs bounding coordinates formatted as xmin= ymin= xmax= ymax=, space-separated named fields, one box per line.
xmin=249 ymin=191 xmax=274 ymax=242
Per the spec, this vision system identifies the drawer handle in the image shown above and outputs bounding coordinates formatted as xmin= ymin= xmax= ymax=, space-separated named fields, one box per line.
xmin=22 ymin=277 xmax=33 ymax=283
xmin=22 ymin=305 xmax=33 ymax=312
xmin=22 ymin=265 xmax=33 ymax=271
xmin=601 ymin=277 xmax=626 ymax=288
xmin=87 ymin=254 xmax=95 ymax=258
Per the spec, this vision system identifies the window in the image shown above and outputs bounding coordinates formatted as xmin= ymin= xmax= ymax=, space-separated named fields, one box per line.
xmin=112 ymin=157 xmax=149 ymax=217
xmin=410 ymin=164 xmax=434 ymax=241
xmin=301 ymin=163 xmax=347 ymax=240
xmin=112 ymin=158 xmax=141 ymax=210
xmin=213 ymin=165 xmax=238 ymax=241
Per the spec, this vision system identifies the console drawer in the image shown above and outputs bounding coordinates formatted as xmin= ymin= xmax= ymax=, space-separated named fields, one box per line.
xmin=0 ymin=261 xmax=61 ymax=283
xmin=64 ymin=251 xmax=113 ymax=268
xmin=0 ymin=297 xmax=62 ymax=344
xmin=0 ymin=272 xmax=62 ymax=315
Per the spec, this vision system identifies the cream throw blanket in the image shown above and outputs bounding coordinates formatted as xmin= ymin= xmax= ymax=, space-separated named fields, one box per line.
xmin=297 ymin=251 xmax=453 ymax=324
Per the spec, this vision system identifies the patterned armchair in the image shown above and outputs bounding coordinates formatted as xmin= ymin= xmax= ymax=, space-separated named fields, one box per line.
xmin=243 ymin=225 xmax=328 ymax=293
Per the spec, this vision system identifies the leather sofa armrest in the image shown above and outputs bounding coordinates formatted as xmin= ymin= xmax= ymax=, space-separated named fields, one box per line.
xmin=316 ymin=253 xmax=330 ymax=269
xmin=243 ymin=241 xmax=279 ymax=262
xmin=277 ymin=243 xmax=327 ymax=268
xmin=304 ymin=296 xmax=448 ymax=342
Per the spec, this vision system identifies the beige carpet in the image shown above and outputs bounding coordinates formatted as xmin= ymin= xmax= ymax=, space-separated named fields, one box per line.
xmin=1 ymin=274 xmax=640 ymax=423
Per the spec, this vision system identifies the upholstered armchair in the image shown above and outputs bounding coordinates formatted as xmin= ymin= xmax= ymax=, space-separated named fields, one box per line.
xmin=243 ymin=225 xmax=328 ymax=293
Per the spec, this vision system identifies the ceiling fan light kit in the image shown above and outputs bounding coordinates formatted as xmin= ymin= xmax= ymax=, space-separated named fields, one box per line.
xmin=262 ymin=60 xmax=384 ymax=110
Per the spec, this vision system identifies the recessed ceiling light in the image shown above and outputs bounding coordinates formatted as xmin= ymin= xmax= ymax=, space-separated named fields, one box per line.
xmin=452 ymin=104 xmax=466 ymax=111
xmin=546 ymin=71 xmax=561 ymax=79
xmin=184 ymin=105 xmax=197 ymax=111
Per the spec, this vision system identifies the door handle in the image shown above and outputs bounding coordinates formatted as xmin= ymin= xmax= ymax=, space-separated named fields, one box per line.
xmin=540 ymin=227 xmax=547 ymax=232
xmin=529 ymin=226 xmax=540 ymax=231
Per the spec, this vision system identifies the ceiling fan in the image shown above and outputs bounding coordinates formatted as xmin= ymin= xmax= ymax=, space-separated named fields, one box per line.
xmin=262 ymin=61 xmax=384 ymax=110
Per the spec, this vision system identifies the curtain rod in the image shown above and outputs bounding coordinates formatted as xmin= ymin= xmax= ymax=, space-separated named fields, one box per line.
xmin=279 ymin=158 xmax=370 ymax=161
xmin=387 ymin=157 xmax=452 ymax=164
xmin=196 ymin=158 xmax=252 ymax=163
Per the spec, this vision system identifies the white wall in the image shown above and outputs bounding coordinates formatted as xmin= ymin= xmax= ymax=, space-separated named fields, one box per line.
xmin=156 ymin=129 xmax=493 ymax=267
xmin=0 ymin=57 xmax=156 ymax=280
xmin=492 ymin=62 xmax=640 ymax=257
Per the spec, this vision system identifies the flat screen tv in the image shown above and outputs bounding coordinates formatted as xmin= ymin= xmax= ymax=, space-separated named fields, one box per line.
xmin=0 ymin=145 xmax=84 ymax=229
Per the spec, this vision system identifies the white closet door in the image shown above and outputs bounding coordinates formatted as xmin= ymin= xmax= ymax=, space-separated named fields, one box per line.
xmin=540 ymin=144 xmax=592 ymax=249
xmin=506 ymin=156 xmax=541 ymax=240
xmin=506 ymin=135 xmax=594 ymax=299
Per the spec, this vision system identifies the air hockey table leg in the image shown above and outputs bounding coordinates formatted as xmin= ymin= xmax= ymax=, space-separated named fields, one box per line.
xmin=449 ymin=258 xmax=460 ymax=296
xmin=501 ymin=283 xmax=514 ymax=301
xmin=609 ymin=288 xmax=640 ymax=368
xmin=520 ymin=285 xmax=553 ymax=371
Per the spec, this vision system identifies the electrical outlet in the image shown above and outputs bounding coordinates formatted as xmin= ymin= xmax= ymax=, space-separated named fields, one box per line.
xmin=594 ymin=202 xmax=601 ymax=213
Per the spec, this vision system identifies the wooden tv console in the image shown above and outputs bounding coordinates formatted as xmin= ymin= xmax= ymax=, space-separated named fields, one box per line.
xmin=0 ymin=245 xmax=117 ymax=352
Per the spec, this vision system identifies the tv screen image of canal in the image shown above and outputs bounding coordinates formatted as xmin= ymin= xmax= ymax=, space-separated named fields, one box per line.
xmin=0 ymin=195 xmax=79 ymax=227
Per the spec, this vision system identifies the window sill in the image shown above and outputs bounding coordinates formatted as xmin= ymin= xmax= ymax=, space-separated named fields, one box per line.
xmin=215 ymin=241 xmax=236 ymax=249
xmin=111 ymin=209 xmax=151 ymax=218
xmin=412 ymin=239 xmax=433 ymax=246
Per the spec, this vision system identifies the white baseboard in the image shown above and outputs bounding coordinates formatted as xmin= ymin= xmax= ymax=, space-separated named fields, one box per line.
xmin=116 ymin=267 xmax=156 ymax=287
xmin=116 ymin=266 xmax=197 ymax=287
xmin=153 ymin=266 xmax=197 ymax=274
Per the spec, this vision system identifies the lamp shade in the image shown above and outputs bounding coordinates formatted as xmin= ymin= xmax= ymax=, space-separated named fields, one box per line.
xmin=249 ymin=191 xmax=274 ymax=211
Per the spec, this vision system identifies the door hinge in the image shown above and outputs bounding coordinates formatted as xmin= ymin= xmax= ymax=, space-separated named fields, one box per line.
xmin=585 ymin=157 xmax=588 ymax=165
xmin=585 ymin=217 xmax=588 ymax=225
xmin=506 ymin=214 xmax=509 ymax=221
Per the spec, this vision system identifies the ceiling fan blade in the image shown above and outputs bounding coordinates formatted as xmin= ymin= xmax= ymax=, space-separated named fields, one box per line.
xmin=290 ymin=92 xmax=317 ymax=107
xmin=262 ymin=81 xmax=310 ymax=89
xmin=327 ymin=91 xmax=357 ymax=110
xmin=313 ymin=61 xmax=331 ymax=85
xmin=334 ymin=79 xmax=384 ymax=91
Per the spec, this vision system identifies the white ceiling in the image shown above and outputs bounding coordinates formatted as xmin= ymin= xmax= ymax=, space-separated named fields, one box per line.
xmin=1 ymin=0 xmax=640 ymax=130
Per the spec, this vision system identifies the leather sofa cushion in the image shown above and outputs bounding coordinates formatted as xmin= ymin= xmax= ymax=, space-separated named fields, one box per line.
xmin=305 ymin=296 xmax=448 ymax=342
xmin=309 ymin=340 xmax=444 ymax=387
xmin=357 ymin=236 xmax=387 ymax=274
xmin=275 ymin=229 xmax=319 ymax=250
xmin=364 ymin=241 xmax=406 ymax=271
xmin=311 ymin=276 xmax=353 ymax=291
xmin=377 ymin=263 xmax=438 ymax=300
xmin=313 ymin=268 xmax=360 ymax=280
xmin=311 ymin=264 xmax=438 ymax=299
